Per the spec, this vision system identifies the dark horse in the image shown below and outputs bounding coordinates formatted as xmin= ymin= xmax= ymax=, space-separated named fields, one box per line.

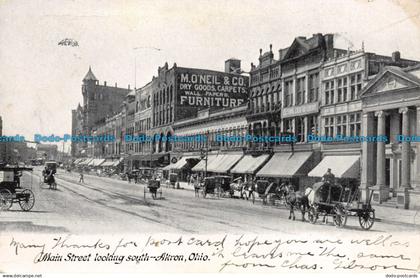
xmin=283 ymin=184 xmax=311 ymax=221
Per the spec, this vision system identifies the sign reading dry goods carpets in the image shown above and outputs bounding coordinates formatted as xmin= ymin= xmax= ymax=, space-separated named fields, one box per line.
xmin=177 ymin=69 xmax=249 ymax=108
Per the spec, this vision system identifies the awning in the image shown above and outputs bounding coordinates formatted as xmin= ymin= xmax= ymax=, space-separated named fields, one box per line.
xmin=79 ymin=158 xmax=93 ymax=166
xmin=230 ymin=154 xmax=270 ymax=174
xmin=163 ymin=156 xmax=200 ymax=171
xmin=256 ymin=152 xmax=313 ymax=177
xmin=112 ymin=158 xmax=124 ymax=167
xmin=90 ymin=158 xmax=105 ymax=166
xmin=192 ymin=155 xmax=219 ymax=172
xmin=101 ymin=159 xmax=115 ymax=167
xmin=308 ymin=155 xmax=360 ymax=179
xmin=207 ymin=154 xmax=243 ymax=173
xmin=73 ymin=158 xmax=82 ymax=164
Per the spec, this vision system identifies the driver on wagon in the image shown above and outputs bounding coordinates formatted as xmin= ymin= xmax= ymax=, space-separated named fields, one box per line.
xmin=322 ymin=168 xmax=335 ymax=185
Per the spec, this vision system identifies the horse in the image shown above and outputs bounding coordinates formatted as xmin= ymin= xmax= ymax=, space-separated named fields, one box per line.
xmin=283 ymin=184 xmax=312 ymax=221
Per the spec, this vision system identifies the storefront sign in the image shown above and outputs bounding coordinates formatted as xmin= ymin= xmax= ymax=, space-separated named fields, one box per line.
xmin=177 ymin=70 xmax=249 ymax=108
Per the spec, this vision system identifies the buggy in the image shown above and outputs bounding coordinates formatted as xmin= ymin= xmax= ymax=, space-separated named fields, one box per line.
xmin=254 ymin=180 xmax=283 ymax=205
xmin=214 ymin=175 xmax=233 ymax=197
xmin=0 ymin=166 xmax=35 ymax=211
xmin=40 ymin=161 xmax=57 ymax=190
xmin=169 ymin=173 xmax=179 ymax=189
xmin=307 ymin=181 xmax=375 ymax=230
xmin=196 ymin=177 xmax=220 ymax=198
xmin=144 ymin=179 xmax=162 ymax=200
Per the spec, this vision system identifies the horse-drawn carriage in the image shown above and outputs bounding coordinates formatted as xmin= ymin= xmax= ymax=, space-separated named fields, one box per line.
xmin=307 ymin=181 xmax=375 ymax=230
xmin=144 ymin=179 xmax=162 ymax=200
xmin=253 ymin=180 xmax=285 ymax=205
xmin=169 ymin=173 xmax=179 ymax=189
xmin=0 ymin=165 xmax=35 ymax=211
xmin=40 ymin=161 xmax=57 ymax=190
xmin=195 ymin=177 xmax=220 ymax=198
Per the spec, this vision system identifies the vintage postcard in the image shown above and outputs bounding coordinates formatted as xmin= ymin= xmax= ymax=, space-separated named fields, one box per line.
xmin=0 ymin=0 xmax=419 ymax=277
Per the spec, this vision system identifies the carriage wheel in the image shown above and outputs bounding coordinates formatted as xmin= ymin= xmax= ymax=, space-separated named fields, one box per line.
xmin=333 ymin=205 xmax=348 ymax=228
xmin=0 ymin=189 xmax=13 ymax=211
xmin=359 ymin=210 xmax=375 ymax=230
xmin=307 ymin=207 xmax=318 ymax=224
xmin=19 ymin=189 xmax=35 ymax=211
xmin=333 ymin=213 xmax=348 ymax=228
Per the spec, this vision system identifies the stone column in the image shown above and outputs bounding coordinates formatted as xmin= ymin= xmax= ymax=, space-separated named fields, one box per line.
xmin=415 ymin=106 xmax=420 ymax=188
xmin=375 ymin=111 xmax=388 ymax=202
xmin=375 ymin=111 xmax=386 ymax=187
xmin=400 ymin=107 xmax=411 ymax=189
xmin=361 ymin=112 xmax=376 ymax=203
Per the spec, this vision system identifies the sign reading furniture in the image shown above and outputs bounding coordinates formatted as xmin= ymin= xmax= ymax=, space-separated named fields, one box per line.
xmin=176 ymin=69 xmax=249 ymax=108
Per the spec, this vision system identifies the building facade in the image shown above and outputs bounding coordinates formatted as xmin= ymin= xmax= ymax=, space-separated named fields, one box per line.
xmin=360 ymin=65 xmax=420 ymax=209
xmin=71 ymin=67 xmax=130 ymax=157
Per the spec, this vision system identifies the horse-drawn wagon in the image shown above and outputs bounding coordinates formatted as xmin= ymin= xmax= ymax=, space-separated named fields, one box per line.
xmin=307 ymin=181 xmax=375 ymax=230
xmin=0 ymin=166 xmax=35 ymax=211
xmin=144 ymin=179 xmax=162 ymax=200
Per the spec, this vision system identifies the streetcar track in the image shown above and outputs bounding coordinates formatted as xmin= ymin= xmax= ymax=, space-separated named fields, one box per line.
xmin=32 ymin=172 xmax=193 ymax=233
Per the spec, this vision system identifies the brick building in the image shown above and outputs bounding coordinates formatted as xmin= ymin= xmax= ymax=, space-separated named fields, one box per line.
xmin=71 ymin=67 xmax=130 ymax=157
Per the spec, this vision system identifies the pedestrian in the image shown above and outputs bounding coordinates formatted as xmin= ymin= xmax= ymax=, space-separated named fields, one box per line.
xmin=79 ymin=171 xmax=84 ymax=183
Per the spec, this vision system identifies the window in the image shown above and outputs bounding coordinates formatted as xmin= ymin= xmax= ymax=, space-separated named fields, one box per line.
xmin=296 ymin=77 xmax=306 ymax=105
xmin=284 ymin=80 xmax=293 ymax=107
xmin=337 ymin=77 xmax=348 ymax=103
xmin=336 ymin=115 xmax=347 ymax=136
xmin=309 ymin=73 xmax=319 ymax=102
xmin=296 ymin=117 xmax=305 ymax=142
xmin=308 ymin=115 xmax=318 ymax=135
xmin=324 ymin=80 xmax=335 ymax=105
xmin=350 ymin=73 xmax=363 ymax=100
xmin=349 ymin=113 xmax=361 ymax=136
xmin=284 ymin=119 xmax=293 ymax=133
xmin=324 ymin=117 xmax=334 ymax=137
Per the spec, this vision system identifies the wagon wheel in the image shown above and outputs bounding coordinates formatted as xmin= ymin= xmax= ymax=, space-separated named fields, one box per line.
xmin=359 ymin=210 xmax=375 ymax=230
xmin=307 ymin=206 xmax=318 ymax=224
xmin=19 ymin=189 xmax=35 ymax=211
xmin=0 ymin=189 xmax=13 ymax=211
xmin=333 ymin=205 xmax=348 ymax=228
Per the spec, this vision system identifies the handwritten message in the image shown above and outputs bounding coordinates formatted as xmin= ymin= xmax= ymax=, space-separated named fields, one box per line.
xmin=2 ymin=233 xmax=419 ymax=273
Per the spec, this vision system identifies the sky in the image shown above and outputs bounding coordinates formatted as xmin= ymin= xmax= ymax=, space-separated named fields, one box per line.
xmin=0 ymin=0 xmax=420 ymax=152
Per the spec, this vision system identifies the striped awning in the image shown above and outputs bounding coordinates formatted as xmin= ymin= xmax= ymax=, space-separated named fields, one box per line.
xmin=230 ymin=154 xmax=270 ymax=174
xmin=308 ymin=155 xmax=360 ymax=179
xmin=256 ymin=152 xmax=313 ymax=178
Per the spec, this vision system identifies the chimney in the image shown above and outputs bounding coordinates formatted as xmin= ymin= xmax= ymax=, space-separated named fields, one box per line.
xmin=128 ymin=84 xmax=130 ymax=90
xmin=392 ymin=51 xmax=401 ymax=62
xmin=324 ymin=34 xmax=334 ymax=50
xmin=115 ymin=82 xmax=117 ymax=87
xmin=259 ymin=49 xmax=262 ymax=57
xmin=104 ymin=81 xmax=107 ymax=86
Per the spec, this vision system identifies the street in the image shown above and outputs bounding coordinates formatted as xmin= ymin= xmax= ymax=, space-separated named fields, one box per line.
xmin=0 ymin=167 xmax=419 ymax=234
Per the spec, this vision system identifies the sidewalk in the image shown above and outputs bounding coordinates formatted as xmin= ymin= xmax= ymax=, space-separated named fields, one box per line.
xmin=374 ymin=205 xmax=420 ymax=227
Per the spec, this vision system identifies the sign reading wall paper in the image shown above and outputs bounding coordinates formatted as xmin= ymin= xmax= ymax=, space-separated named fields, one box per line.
xmin=176 ymin=69 xmax=249 ymax=108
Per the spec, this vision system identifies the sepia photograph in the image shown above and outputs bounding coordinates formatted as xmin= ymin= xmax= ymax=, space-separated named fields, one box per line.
xmin=0 ymin=0 xmax=419 ymax=276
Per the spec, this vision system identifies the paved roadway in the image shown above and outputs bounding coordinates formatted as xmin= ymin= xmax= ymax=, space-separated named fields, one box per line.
xmin=0 ymin=167 xmax=418 ymax=234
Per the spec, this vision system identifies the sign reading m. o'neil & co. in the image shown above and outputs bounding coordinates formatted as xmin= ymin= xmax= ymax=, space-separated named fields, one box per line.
xmin=176 ymin=69 xmax=249 ymax=108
